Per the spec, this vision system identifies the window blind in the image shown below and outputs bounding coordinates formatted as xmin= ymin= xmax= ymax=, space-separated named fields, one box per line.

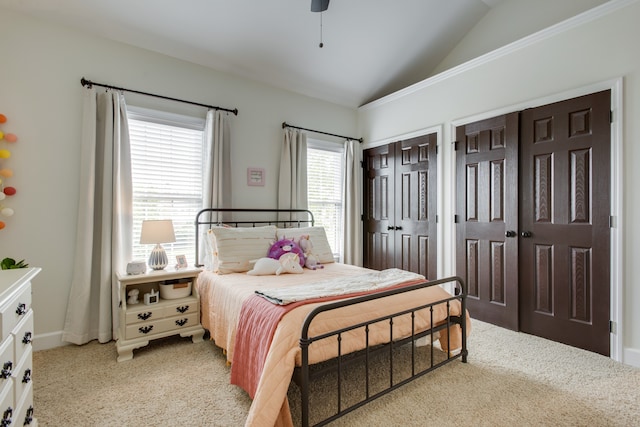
xmin=307 ymin=143 xmax=344 ymax=258
xmin=128 ymin=112 xmax=204 ymax=265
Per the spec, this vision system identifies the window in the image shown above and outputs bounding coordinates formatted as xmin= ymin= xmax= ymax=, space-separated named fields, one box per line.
xmin=307 ymin=140 xmax=344 ymax=261
xmin=128 ymin=107 xmax=205 ymax=265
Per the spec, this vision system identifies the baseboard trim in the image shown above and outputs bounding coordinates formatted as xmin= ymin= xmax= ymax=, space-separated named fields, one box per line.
xmin=33 ymin=330 xmax=69 ymax=352
xmin=623 ymin=347 xmax=640 ymax=368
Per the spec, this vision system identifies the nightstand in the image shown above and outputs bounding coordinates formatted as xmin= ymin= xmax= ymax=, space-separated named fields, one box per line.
xmin=116 ymin=267 xmax=205 ymax=362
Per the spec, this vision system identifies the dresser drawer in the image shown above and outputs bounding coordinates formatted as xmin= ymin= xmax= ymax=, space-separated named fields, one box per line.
xmin=12 ymin=346 xmax=32 ymax=406
xmin=0 ymin=286 xmax=31 ymax=343
xmin=0 ymin=378 xmax=13 ymax=427
xmin=13 ymin=311 xmax=33 ymax=365
xmin=14 ymin=380 xmax=33 ymax=426
xmin=0 ymin=335 xmax=13 ymax=390
xmin=125 ymin=305 xmax=165 ymax=325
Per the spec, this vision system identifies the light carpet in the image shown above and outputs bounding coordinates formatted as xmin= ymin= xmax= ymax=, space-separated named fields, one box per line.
xmin=33 ymin=320 xmax=640 ymax=426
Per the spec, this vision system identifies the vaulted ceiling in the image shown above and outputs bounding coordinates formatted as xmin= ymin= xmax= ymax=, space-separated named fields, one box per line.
xmin=0 ymin=0 xmax=606 ymax=107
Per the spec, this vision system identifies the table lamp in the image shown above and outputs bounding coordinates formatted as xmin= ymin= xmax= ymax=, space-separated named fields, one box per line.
xmin=140 ymin=219 xmax=176 ymax=270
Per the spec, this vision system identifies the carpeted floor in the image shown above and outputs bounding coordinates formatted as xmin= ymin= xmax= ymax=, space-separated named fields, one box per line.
xmin=33 ymin=320 xmax=640 ymax=426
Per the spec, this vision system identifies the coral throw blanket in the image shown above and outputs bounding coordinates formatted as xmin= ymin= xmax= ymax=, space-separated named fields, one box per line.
xmin=231 ymin=270 xmax=423 ymax=397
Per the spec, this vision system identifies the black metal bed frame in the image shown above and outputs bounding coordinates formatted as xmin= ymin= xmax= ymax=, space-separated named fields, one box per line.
xmin=194 ymin=208 xmax=467 ymax=427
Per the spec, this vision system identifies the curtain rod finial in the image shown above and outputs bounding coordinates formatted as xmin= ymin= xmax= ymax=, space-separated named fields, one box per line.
xmin=282 ymin=122 xmax=288 ymax=129
xmin=80 ymin=77 xmax=92 ymax=88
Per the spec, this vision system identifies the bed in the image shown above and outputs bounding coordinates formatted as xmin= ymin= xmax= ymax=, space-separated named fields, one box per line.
xmin=195 ymin=208 xmax=469 ymax=427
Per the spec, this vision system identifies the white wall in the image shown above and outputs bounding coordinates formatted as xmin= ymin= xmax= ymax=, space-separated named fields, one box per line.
xmin=358 ymin=0 xmax=640 ymax=366
xmin=0 ymin=9 xmax=356 ymax=349
xmin=432 ymin=0 xmax=609 ymax=75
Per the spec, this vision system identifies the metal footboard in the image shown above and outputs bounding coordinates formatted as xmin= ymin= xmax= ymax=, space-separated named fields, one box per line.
xmin=295 ymin=276 xmax=467 ymax=427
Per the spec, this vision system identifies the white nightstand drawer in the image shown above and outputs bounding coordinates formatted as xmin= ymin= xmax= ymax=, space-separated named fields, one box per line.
xmin=13 ymin=311 xmax=33 ymax=365
xmin=125 ymin=305 xmax=165 ymax=325
xmin=157 ymin=313 xmax=199 ymax=333
xmin=0 ymin=286 xmax=31 ymax=343
xmin=164 ymin=297 xmax=198 ymax=317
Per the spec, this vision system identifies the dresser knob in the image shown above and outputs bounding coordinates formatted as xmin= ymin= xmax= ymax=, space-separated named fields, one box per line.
xmin=0 ymin=362 xmax=12 ymax=379
xmin=22 ymin=368 xmax=31 ymax=384
xmin=175 ymin=318 xmax=188 ymax=327
xmin=22 ymin=332 xmax=32 ymax=345
xmin=15 ymin=303 xmax=27 ymax=316
xmin=24 ymin=406 xmax=34 ymax=425
xmin=1 ymin=407 xmax=12 ymax=426
xmin=176 ymin=305 xmax=189 ymax=314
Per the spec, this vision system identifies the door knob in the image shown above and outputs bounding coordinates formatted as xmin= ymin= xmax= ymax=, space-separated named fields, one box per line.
xmin=394 ymin=226 xmax=403 ymax=231
xmin=521 ymin=231 xmax=532 ymax=238
xmin=387 ymin=226 xmax=394 ymax=230
xmin=505 ymin=230 xmax=516 ymax=238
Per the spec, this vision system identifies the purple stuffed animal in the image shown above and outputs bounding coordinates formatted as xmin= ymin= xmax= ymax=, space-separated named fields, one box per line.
xmin=267 ymin=237 xmax=306 ymax=267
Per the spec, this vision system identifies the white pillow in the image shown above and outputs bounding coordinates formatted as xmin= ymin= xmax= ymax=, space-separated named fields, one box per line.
xmin=276 ymin=226 xmax=335 ymax=264
xmin=208 ymin=225 xmax=277 ymax=274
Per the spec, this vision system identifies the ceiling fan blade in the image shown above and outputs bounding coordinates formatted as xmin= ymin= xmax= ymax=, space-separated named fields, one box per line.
xmin=311 ymin=0 xmax=330 ymax=12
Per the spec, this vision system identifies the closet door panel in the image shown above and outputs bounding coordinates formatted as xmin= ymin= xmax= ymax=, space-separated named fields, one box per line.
xmin=519 ymin=89 xmax=610 ymax=356
xmin=455 ymin=112 xmax=519 ymax=330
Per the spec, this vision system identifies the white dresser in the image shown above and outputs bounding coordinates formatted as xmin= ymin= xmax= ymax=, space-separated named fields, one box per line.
xmin=0 ymin=267 xmax=39 ymax=426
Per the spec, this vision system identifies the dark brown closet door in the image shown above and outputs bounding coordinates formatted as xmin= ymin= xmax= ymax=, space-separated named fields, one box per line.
xmin=363 ymin=133 xmax=438 ymax=279
xmin=363 ymin=143 xmax=395 ymax=271
xmin=519 ymin=90 xmax=611 ymax=356
xmin=394 ymin=134 xmax=438 ymax=278
xmin=455 ymin=113 xmax=520 ymax=330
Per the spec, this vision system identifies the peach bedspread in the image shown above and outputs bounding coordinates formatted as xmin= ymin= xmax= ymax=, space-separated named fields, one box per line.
xmin=197 ymin=264 xmax=467 ymax=427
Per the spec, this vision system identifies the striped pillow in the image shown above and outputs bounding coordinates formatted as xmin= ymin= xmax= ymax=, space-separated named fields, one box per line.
xmin=208 ymin=225 xmax=277 ymax=274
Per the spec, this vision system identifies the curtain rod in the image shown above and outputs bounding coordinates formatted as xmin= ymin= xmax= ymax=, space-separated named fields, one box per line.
xmin=282 ymin=122 xmax=363 ymax=143
xmin=80 ymin=77 xmax=238 ymax=116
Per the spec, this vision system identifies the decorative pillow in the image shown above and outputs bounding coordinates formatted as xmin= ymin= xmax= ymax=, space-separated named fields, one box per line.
xmin=208 ymin=225 xmax=277 ymax=274
xmin=267 ymin=237 xmax=305 ymax=267
xmin=276 ymin=226 xmax=335 ymax=264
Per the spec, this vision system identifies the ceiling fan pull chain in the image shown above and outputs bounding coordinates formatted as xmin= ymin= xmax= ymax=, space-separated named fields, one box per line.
xmin=319 ymin=12 xmax=324 ymax=48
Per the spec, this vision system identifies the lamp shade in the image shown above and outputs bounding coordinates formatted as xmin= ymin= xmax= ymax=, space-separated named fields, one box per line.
xmin=140 ymin=220 xmax=176 ymax=244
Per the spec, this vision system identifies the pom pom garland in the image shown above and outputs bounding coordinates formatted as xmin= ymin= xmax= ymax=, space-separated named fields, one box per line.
xmin=0 ymin=113 xmax=19 ymax=231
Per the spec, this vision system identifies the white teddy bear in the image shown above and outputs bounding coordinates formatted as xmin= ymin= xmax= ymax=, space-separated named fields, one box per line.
xmin=247 ymin=253 xmax=304 ymax=276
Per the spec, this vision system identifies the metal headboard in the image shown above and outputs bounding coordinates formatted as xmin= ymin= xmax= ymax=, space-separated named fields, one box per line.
xmin=194 ymin=208 xmax=315 ymax=267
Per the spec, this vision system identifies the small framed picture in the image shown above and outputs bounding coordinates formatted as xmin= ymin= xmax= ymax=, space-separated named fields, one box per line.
xmin=176 ymin=255 xmax=188 ymax=269
xmin=247 ymin=167 xmax=265 ymax=186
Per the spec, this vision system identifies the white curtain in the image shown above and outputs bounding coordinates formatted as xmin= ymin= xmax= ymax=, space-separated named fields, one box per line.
xmin=342 ymin=139 xmax=363 ymax=266
xmin=62 ymin=88 xmax=133 ymax=345
xmin=278 ymin=128 xmax=308 ymax=220
xmin=203 ymin=109 xmax=231 ymax=221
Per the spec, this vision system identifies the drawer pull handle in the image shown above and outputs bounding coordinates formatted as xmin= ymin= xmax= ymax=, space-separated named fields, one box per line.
xmin=1 ymin=407 xmax=12 ymax=426
xmin=15 ymin=303 xmax=27 ymax=316
xmin=0 ymin=362 xmax=12 ymax=379
xmin=175 ymin=318 xmax=188 ymax=327
xmin=137 ymin=312 xmax=152 ymax=321
xmin=24 ymin=406 xmax=34 ymax=425
xmin=177 ymin=305 xmax=189 ymax=313
xmin=22 ymin=332 xmax=33 ymax=345
xmin=139 ymin=325 xmax=153 ymax=334
xmin=22 ymin=368 xmax=31 ymax=384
